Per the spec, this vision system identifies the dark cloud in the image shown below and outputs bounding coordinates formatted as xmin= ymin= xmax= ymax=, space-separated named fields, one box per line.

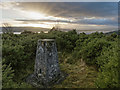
xmin=15 ymin=19 xmax=70 ymax=23
xmin=15 ymin=2 xmax=118 ymax=26
xmin=17 ymin=2 xmax=118 ymax=18
xmin=15 ymin=17 xmax=117 ymax=26
xmin=74 ymin=18 xmax=118 ymax=26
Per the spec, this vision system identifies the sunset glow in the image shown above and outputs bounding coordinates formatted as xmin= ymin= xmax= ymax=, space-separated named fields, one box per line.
xmin=28 ymin=12 xmax=47 ymax=19
xmin=28 ymin=24 xmax=52 ymax=28
xmin=0 ymin=2 xmax=118 ymax=32
xmin=19 ymin=23 xmax=52 ymax=28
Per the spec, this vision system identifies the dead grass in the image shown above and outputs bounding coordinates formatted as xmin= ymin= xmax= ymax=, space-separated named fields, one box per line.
xmin=53 ymin=59 xmax=98 ymax=88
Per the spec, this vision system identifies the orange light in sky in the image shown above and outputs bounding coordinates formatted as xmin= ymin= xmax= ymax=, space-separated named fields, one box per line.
xmin=23 ymin=23 xmax=52 ymax=28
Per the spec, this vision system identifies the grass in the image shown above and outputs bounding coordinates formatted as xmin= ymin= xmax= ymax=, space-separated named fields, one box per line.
xmin=13 ymin=52 xmax=98 ymax=88
xmin=52 ymin=58 xmax=98 ymax=88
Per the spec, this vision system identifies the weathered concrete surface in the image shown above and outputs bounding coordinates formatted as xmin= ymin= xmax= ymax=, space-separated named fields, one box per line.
xmin=26 ymin=39 xmax=64 ymax=87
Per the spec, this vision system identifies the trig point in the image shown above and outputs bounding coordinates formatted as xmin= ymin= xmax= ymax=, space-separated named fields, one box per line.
xmin=26 ymin=39 xmax=62 ymax=87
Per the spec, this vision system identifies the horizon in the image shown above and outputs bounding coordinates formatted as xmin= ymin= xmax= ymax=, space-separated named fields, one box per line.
xmin=0 ymin=26 xmax=118 ymax=34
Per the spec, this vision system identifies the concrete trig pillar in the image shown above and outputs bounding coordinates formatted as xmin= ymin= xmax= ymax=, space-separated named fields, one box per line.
xmin=26 ymin=39 xmax=61 ymax=87
xmin=34 ymin=39 xmax=60 ymax=84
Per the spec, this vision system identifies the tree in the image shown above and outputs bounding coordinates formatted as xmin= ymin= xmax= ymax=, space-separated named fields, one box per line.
xmin=2 ymin=23 xmax=13 ymax=34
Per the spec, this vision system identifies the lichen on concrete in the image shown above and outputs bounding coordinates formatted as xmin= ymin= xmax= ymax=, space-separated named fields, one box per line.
xmin=26 ymin=39 xmax=64 ymax=87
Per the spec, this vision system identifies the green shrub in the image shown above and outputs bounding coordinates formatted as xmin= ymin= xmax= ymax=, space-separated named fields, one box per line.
xmin=2 ymin=59 xmax=32 ymax=88
xmin=2 ymin=31 xmax=119 ymax=88
xmin=95 ymin=42 xmax=119 ymax=88
xmin=2 ymin=59 xmax=18 ymax=88
xmin=75 ymin=38 xmax=110 ymax=65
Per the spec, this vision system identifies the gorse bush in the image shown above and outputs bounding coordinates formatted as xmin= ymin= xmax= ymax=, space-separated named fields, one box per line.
xmin=80 ymin=38 xmax=111 ymax=65
xmin=95 ymin=42 xmax=119 ymax=88
xmin=2 ymin=58 xmax=33 ymax=88
xmin=71 ymin=32 xmax=119 ymax=88
xmin=74 ymin=33 xmax=109 ymax=64
xmin=2 ymin=59 xmax=19 ymax=88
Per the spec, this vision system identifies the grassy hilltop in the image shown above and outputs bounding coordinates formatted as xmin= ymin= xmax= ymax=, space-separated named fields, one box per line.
xmin=2 ymin=29 xmax=119 ymax=88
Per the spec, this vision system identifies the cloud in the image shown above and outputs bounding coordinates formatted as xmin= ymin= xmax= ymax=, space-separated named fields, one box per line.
xmin=0 ymin=2 xmax=20 ymax=9
xmin=2 ymin=0 xmax=119 ymax=2
xmin=74 ymin=18 xmax=118 ymax=26
xmin=14 ymin=2 xmax=118 ymax=26
xmin=15 ymin=19 xmax=70 ymax=23
xmin=15 ymin=16 xmax=118 ymax=26
xmin=1 ymin=2 xmax=118 ymax=30
xmin=17 ymin=2 xmax=118 ymax=18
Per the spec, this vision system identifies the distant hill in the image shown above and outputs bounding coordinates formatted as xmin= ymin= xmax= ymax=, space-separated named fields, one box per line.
xmin=1 ymin=27 xmax=50 ymax=33
xmin=105 ymin=30 xmax=119 ymax=35
xmin=1 ymin=27 xmax=119 ymax=35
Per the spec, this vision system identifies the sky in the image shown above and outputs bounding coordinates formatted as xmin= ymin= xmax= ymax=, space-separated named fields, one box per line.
xmin=0 ymin=2 xmax=118 ymax=32
xmin=1 ymin=0 xmax=119 ymax=2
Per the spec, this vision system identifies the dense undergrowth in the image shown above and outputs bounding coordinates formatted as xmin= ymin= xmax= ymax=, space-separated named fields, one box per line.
xmin=2 ymin=29 xmax=119 ymax=88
